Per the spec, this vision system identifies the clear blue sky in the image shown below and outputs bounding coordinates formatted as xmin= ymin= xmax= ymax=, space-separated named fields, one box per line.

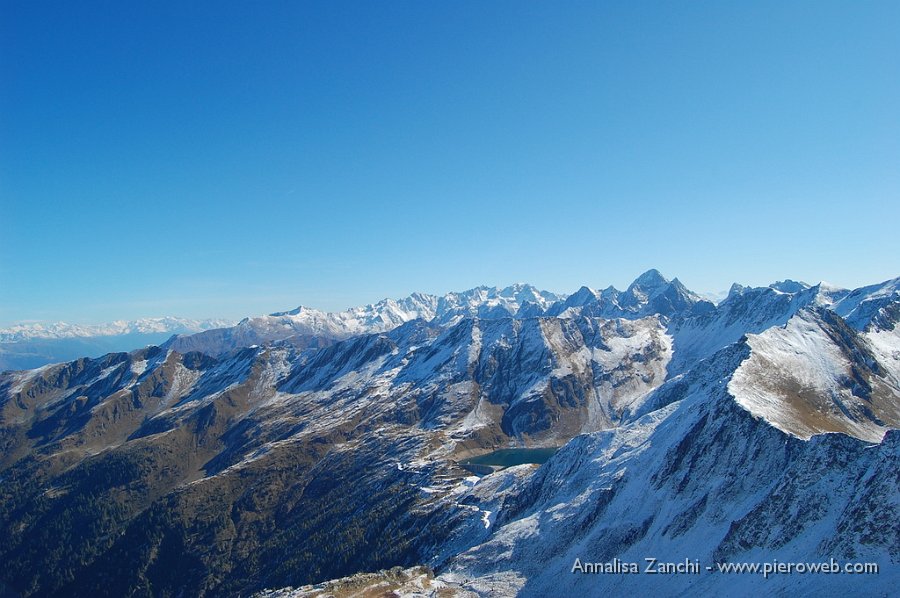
xmin=1 ymin=1 xmax=898 ymax=326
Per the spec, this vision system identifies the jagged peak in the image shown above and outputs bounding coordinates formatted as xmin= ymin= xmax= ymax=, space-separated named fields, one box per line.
xmin=629 ymin=268 xmax=670 ymax=289
xmin=601 ymin=284 xmax=618 ymax=294
xmin=727 ymin=282 xmax=745 ymax=297
xmin=769 ymin=279 xmax=810 ymax=294
xmin=669 ymin=277 xmax=700 ymax=299
xmin=499 ymin=282 xmax=535 ymax=294
xmin=567 ymin=285 xmax=599 ymax=304
xmin=269 ymin=306 xmax=308 ymax=317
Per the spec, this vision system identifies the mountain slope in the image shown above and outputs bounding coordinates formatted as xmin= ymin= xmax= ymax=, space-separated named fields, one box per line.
xmin=730 ymin=308 xmax=899 ymax=442
xmin=0 ymin=272 xmax=897 ymax=596
xmin=432 ymin=313 xmax=900 ymax=596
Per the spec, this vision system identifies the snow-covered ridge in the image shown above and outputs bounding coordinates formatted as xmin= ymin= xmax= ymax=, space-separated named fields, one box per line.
xmin=148 ymin=271 xmax=900 ymax=367
xmin=242 ymin=271 xmax=898 ymax=347
xmin=164 ymin=270 xmax=705 ymax=356
xmin=0 ymin=317 xmax=234 ymax=343
xmin=728 ymin=308 xmax=900 ymax=442
xmin=254 ymin=283 xmax=566 ymax=339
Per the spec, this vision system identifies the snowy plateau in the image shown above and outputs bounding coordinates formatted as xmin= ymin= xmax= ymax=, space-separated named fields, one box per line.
xmin=0 ymin=270 xmax=898 ymax=597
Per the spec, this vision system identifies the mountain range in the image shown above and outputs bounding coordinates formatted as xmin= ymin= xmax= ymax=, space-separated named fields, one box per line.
xmin=0 ymin=318 xmax=234 ymax=372
xmin=0 ymin=270 xmax=897 ymax=596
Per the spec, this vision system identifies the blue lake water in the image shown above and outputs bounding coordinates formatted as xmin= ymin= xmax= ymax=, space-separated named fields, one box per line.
xmin=461 ymin=447 xmax=559 ymax=470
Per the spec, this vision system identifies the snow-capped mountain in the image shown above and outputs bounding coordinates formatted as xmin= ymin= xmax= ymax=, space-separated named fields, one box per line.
xmin=0 ymin=316 xmax=233 ymax=343
xmin=160 ymin=270 xmax=705 ymax=358
xmin=0 ymin=271 xmax=897 ymax=596
xmin=831 ymin=276 xmax=900 ymax=331
xmin=544 ymin=270 xmax=707 ymax=321
xmin=161 ymin=271 xmax=899 ymax=365
xmin=0 ymin=317 xmax=235 ymax=372
xmin=163 ymin=284 xmax=565 ymax=356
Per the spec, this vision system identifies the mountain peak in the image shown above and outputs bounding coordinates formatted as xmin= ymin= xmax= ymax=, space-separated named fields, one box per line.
xmin=769 ymin=279 xmax=810 ymax=293
xmin=569 ymin=285 xmax=599 ymax=302
xmin=727 ymin=282 xmax=746 ymax=297
xmin=630 ymin=268 xmax=669 ymax=289
xmin=269 ymin=306 xmax=308 ymax=317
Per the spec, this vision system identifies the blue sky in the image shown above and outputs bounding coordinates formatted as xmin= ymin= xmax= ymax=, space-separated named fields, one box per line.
xmin=1 ymin=1 xmax=898 ymax=326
